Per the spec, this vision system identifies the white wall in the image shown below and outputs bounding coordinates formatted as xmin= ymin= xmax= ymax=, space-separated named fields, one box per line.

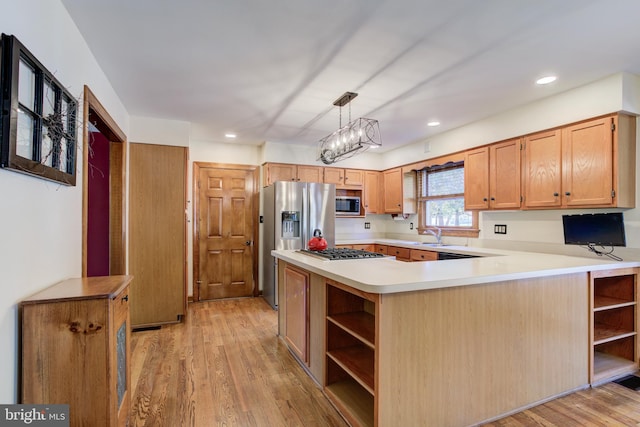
xmin=0 ymin=0 xmax=129 ymax=403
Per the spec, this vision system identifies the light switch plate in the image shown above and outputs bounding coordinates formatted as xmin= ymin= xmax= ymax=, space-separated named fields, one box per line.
xmin=494 ymin=224 xmax=507 ymax=234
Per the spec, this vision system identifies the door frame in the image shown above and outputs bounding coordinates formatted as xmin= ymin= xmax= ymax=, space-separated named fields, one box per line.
xmin=82 ymin=85 xmax=128 ymax=276
xmin=192 ymin=162 xmax=260 ymax=301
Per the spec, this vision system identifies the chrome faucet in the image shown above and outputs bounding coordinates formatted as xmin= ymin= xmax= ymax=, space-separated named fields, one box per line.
xmin=425 ymin=227 xmax=442 ymax=245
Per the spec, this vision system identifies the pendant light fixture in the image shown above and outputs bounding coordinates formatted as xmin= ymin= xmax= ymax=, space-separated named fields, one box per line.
xmin=317 ymin=92 xmax=381 ymax=164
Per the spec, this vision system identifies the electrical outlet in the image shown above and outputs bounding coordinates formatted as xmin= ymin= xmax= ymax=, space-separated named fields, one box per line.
xmin=494 ymin=224 xmax=507 ymax=234
xmin=409 ymin=222 xmax=413 ymax=230
xmin=364 ymin=222 xmax=371 ymax=229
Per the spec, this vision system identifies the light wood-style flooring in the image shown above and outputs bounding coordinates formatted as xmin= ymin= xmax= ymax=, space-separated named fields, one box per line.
xmin=130 ymin=297 xmax=640 ymax=427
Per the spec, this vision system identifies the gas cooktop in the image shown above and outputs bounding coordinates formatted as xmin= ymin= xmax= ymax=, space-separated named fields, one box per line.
xmin=299 ymin=248 xmax=385 ymax=260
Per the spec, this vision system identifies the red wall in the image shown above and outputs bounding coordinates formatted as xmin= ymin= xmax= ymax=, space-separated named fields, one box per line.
xmin=87 ymin=131 xmax=110 ymax=276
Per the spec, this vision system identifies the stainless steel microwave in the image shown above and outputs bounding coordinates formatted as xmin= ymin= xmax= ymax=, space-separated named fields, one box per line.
xmin=336 ymin=196 xmax=360 ymax=215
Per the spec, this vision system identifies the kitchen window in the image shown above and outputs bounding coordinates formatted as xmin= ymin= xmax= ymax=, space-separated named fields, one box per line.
xmin=0 ymin=34 xmax=77 ymax=185
xmin=417 ymin=161 xmax=479 ymax=237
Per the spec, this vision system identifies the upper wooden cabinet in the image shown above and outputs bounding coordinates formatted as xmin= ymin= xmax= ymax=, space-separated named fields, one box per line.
xmin=383 ymin=167 xmax=416 ymax=214
xmin=521 ymin=129 xmax=562 ymax=208
xmin=466 ymin=138 xmax=522 ymax=210
xmin=464 ymin=147 xmax=490 ymax=210
xmin=364 ymin=170 xmax=382 ymax=214
xmin=324 ymin=167 xmax=365 ymax=188
xmin=522 ymin=114 xmax=635 ymax=209
xmin=383 ymin=168 xmax=403 ymax=213
xmin=263 ymin=163 xmax=323 ymax=186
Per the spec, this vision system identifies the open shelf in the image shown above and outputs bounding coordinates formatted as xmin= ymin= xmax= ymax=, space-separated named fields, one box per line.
xmin=325 ymin=379 xmax=374 ymax=427
xmin=591 ymin=271 xmax=638 ymax=383
xmin=327 ymin=346 xmax=374 ymax=393
xmin=327 ymin=312 xmax=375 ymax=348
xmin=325 ymin=283 xmax=376 ymax=427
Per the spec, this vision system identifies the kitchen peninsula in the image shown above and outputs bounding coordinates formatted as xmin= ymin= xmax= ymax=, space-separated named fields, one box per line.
xmin=272 ymin=246 xmax=640 ymax=427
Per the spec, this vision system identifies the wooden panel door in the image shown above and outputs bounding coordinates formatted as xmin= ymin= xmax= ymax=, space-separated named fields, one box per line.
xmin=562 ymin=116 xmax=614 ymax=207
xmin=324 ymin=168 xmax=344 ymax=186
xmin=364 ymin=170 xmax=381 ymax=214
xmin=264 ymin=163 xmax=296 ymax=186
xmin=383 ymin=168 xmax=402 ymax=213
xmin=284 ymin=265 xmax=309 ymax=364
xmin=344 ymin=169 xmax=365 ymax=187
xmin=464 ymin=147 xmax=489 ymax=210
xmin=129 ymin=143 xmax=186 ymax=327
xmin=297 ymin=165 xmax=323 ymax=183
xmin=195 ymin=164 xmax=258 ymax=300
xmin=522 ymin=129 xmax=562 ymax=208
xmin=490 ymin=138 xmax=521 ymax=209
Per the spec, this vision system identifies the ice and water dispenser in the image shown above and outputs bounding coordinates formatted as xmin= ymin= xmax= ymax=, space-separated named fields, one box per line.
xmin=281 ymin=211 xmax=300 ymax=239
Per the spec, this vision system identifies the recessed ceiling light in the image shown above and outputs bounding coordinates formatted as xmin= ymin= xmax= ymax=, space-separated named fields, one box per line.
xmin=225 ymin=133 xmax=237 ymax=138
xmin=427 ymin=121 xmax=440 ymax=127
xmin=536 ymin=75 xmax=557 ymax=85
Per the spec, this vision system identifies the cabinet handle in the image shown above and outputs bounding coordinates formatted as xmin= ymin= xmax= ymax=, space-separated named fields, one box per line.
xmin=490 ymin=197 xmax=495 ymax=201
xmin=483 ymin=198 xmax=488 ymax=202
xmin=565 ymin=192 xmax=571 ymax=196
xmin=553 ymin=192 xmax=559 ymax=197
xmin=122 ymin=295 xmax=129 ymax=302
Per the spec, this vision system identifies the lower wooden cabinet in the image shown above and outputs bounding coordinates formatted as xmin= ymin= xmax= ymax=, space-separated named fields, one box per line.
xmin=387 ymin=246 xmax=410 ymax=261
xmin=283 ymin=265 xmax=310 ymax=364
xmin=21 ymin=275 xmax=133 ymax=427
xmin=410 ymin=249 xmax=438 ymax=261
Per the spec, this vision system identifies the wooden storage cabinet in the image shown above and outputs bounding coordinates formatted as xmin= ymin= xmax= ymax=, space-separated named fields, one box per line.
xmin=363 ymin=170 xmax=382 ymax=214
xmin=325 ymin=282 xmax=378 ymax=427
xmin=465 ymin=139 xmax=522 ymax=210
xmin=263 ymin=163 xmax=323 ymax=185
xmin=410 ymin=249 xmax=438 ymax=261
xmin=21 ymin=276 xmax=133 ymax=427
xmin=325 ymin=168 xmax=365 ymax=188
xmin=590 ymin=268 xmax=639 ymax=384
xmin=387 ymin=246 xmax=410 ymax=261
xmin=283 ymin=265 xmax=310 ymax=364
xmin=522 ymin=114 xmax=636 ymax=209
xmin=382 ymin=168 xmax=402 ymax=213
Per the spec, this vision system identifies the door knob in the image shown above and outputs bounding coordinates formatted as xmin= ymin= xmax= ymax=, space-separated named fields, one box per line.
xmin=245 ymin=241 xmax=252 ymax=246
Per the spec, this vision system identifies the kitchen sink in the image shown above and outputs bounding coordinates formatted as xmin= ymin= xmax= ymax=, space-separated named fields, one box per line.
xmin=421 ymin=243 xmax=451 ymax=247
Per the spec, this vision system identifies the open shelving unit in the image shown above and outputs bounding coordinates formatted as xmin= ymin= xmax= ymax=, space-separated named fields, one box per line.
xmin=590 ymin=269 xmax=639 ymax=384
xmin=325 ymin=283 xmax=378 ymax=427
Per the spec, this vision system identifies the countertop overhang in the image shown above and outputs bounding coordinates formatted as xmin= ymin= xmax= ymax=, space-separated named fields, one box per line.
xmin=271 ymin=242 xmax=640 ymax=294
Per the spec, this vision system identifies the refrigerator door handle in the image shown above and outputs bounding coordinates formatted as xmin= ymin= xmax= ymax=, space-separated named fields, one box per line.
xmin=302 ymin=184 xmax=309 ymax=249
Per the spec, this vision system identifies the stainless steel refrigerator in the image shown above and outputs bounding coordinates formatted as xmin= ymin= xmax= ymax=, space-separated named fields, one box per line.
xmin=262 ymin=181 xmax=335 ymax=309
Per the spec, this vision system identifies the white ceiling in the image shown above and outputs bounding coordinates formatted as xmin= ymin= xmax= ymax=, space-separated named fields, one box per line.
xmin=61 ymin=0 xmax=640 ymax=153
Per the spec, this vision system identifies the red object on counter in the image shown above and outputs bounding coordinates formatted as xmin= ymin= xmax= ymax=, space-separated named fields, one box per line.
xmin=308 ymin=229 xmax=328 ymax=251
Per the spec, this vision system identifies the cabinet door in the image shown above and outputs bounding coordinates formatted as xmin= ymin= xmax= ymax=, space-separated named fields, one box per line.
xmin=297 ymin=165 xmax=324 ymax=183
xmin=344 ymin=169 xmax=365 ymax=187
xmin=112 ymin=288 xmax=131 ymax=427
xmin=410 ymin=249 xmax=438 ymax=261
xmin=464 ymin=147 xmax=490 ymax=210
xmin=522 ymin=129 xmax=562 ymax=208
xmin=562 ymin=117 xmax=614 ymax=207
xmin=284 ymin=266 xmax=310 ymax=364
xmin=490 ymin=139 xmax=521 ymax=209
xmin=264 ymin=163 xmax=297 ymax=185
xmin=383 ymin=168 xmax=403 ymax=213
xmin=324 ymin=168 xmax=344 ymax=186
xmin=364 ymin=171 xmax=381 ymax=214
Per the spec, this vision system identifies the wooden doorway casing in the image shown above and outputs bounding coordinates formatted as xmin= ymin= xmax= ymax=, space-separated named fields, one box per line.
xmin=82 ymin=86 xmax=128 ymax=276
xmin=193 ymin=162 xmax=260 ymax=302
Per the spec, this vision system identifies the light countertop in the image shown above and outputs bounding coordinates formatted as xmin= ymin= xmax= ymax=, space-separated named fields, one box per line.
xmin=272 ymin=243 xmax=640 ymax=294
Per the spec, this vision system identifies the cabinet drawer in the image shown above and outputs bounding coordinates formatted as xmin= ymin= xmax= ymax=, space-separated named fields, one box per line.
xmin=410 ymin=249 xmax=438 ymax=262
xmin=388 ymin=246 xmax=410 ymax=260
